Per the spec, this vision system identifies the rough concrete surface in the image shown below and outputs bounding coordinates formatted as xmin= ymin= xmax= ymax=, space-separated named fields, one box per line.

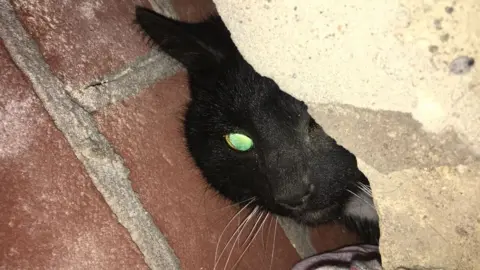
xmin=375 ymin=162 xmax=480 ymax=269
xmin=213 ymin=0 xmax=480 ymax=269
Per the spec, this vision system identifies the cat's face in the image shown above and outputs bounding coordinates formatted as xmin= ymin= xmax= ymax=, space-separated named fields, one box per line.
xmin=184 ymin=60 xmax=365 ymax=225
xmin=136 ymin=7 xmax=369 ymax=225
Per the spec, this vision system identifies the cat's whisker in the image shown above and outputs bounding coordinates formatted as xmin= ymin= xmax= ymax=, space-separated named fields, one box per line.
xmin=202 ymin=197 xmax=255 ymax=216
xmin=264 ymin=214 xmax=274 ymax=252
xmin=347 ymin=189 xmax=375 ymax=209
xmin=357 ymin=182 xmax=372 ymax=197
xmin=235 ymin=210 xmax=261 ymax=250
xmin=214 ymin=201 xmax=254 ymax=263
xmin=269 ymin=216 xmax=278 ymax=270
xmin=214 ymin=206 xmax=259 ymax=270
xmin=214 ymin=200 xmax=255 ymax=269
xmin=266 ymin=213 xmax=273 ymax=251
xmin=241 ymin=211 xmax=266 ymax=248
xmin=230 ymin=213 xmax=270 ymax=270
xmin=224 ymin=217 xmax=250 ymax=270
xmin=215 ymin=209 xmax=256 ymax=270
xmin=365 ymin=188 xmax=373 ymax=197
xmin=221 ymin=207 xmax=260 ymax=270
xmin=260 ymin=215 xmax=266 ymax=250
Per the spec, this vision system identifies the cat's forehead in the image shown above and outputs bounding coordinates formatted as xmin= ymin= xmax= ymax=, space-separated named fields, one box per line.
xmin=214 ymin=74 xmax=308 ymax=134
xmin=222 ymin=62 xmax=307 ymax=111
xmin=240 ymin=78 xmax=306 ymax=117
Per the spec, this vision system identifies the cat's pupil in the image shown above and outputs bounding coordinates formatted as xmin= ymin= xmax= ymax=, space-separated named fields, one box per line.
xmin=225 ymin=133 xmax=254 ymax=151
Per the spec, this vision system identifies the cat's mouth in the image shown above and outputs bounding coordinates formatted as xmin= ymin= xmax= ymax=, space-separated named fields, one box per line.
xmin=279 ymin=203 xmax=342 ymax=226
xmin=296 ymin=205 xmax=341 ymax=225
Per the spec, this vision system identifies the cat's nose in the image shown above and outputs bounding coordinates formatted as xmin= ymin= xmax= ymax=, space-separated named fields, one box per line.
xmin=276 ymin=184 xmax=314 ymax=210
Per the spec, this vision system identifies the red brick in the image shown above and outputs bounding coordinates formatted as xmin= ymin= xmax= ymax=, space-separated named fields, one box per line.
xmin=11 ymin=0 xmax=152 ymax=87
xmin=94 ymin=72 xmax=301 ymax=269
xmin=0 ymin=41 xmax=147 ymax=269
xmin=171 ymin=0 xmax=218 ymax=22
xmin=310 ymin=224 xmax=360 ymax=253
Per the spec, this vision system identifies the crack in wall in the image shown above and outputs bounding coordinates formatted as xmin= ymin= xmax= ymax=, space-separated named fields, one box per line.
xmin=72 ymin=50 xmax=182 ymax=112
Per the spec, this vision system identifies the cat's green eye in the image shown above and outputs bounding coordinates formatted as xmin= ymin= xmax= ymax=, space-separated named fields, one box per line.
xmin=225 ymin=133 xmax=254 ymax=152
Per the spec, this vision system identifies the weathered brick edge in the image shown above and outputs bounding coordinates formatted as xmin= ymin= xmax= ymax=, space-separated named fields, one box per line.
xmin=278 ymin=217 xmax=316 ymax=258
xmin=0 ymin=1 xmax=180 ymax=269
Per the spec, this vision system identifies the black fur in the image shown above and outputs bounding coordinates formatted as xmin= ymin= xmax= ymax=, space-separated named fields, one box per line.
xmin=135 ymin=7 xmax=379 ymax=244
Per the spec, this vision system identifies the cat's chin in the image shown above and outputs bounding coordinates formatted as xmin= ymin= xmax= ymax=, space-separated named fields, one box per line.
xmin=288 ymin=204 xmax=341 ymax=226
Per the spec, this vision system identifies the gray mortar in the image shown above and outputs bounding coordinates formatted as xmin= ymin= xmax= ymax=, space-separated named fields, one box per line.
xmin=277 ymin=217 xmax=316 ymax=258
xmin=0 ymin=1 xmax=180 ymax=269
xmin=70 ymin=50 xmax=182 ymax=112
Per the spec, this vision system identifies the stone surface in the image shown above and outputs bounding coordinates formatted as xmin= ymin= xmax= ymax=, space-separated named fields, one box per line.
xmin=309 ymin=103 xmax=480 ymax=268
xmin=11 ymin=0 xmax=152 ymax=87
xmin=0 ymin=41 xmax=148 ymax=270
xmin=376 ymin=163 xmax=480 ymax=270
xmin=310 ymin=104 xmax=477 ymax=174
xmin=94 ymin=72 xmax=303 ymax=269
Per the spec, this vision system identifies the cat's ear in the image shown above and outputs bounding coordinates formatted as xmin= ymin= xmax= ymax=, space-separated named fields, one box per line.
xmin=135 ymin=6 xmax=233 ymax=70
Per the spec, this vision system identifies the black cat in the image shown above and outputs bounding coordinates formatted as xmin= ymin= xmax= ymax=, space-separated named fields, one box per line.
xmin=135 ymin=6 xmax=379 ymax=244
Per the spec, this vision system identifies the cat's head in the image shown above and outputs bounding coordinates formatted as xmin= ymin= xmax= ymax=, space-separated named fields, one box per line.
xmin=135 ymin=7 xmax=372 ymax=226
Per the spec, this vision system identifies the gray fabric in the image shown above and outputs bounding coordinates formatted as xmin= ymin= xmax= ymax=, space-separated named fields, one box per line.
xmin=292 ymin=245 xmax=382 ymax=270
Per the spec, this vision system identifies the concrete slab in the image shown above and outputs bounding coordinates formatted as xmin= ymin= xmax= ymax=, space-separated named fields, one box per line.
xmin=212 ymin=0 xmax=480 ymax=269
